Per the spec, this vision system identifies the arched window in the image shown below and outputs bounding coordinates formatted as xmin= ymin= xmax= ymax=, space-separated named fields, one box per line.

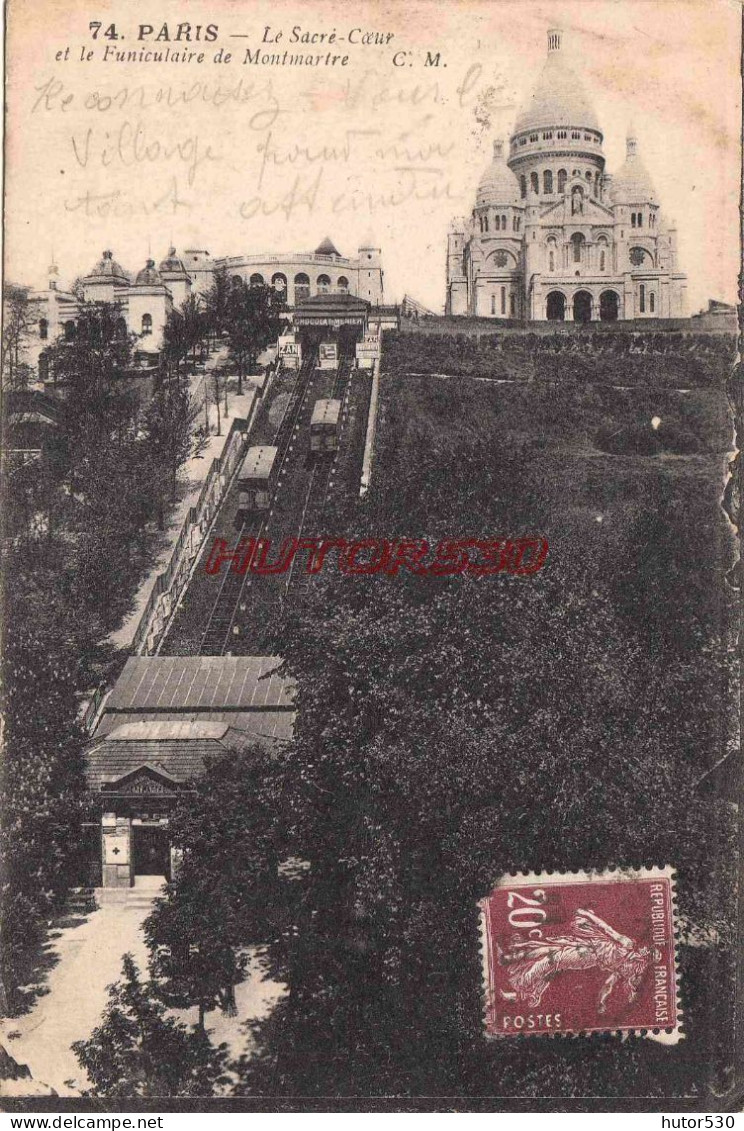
xmin=530 ymin=172 xmax=539 ymax=194
xmin=39 ymin=318 xmax=48 ymax=340
xmin=637 ymin=212 xmax=643 ymax=227
xmin=501 ymin=214 xmax=506 ymax=228
xmin=501 ymin=287 xmax=506 ymax=315
xmin=250 ymin=273 xmax=265 ymax=287
xmin=571 ymin=233 xmax=585 ymax=263
xmin=549 ymin=251 xmax=555 ymax=271
xmin=594 ymin=171 xmax=600 ymax=198
xmin=649 ymin=291 xmax=655 ymax=313
xmin=232 ymin=275 xmax=242 ymax=288
xmin=639 ymin=284 xmax=646 ymax=313
xmin=599 ymin=250 xmax=606 ymax=272
xmin=484 ymin=215 xmax=489 ymax=232
xmin=271 ymin=272 xmax=287 ymax=293
xmin=510 ymin=294 xmax=516 ymax=317
xmin=543 ymin=170 xmax=553 ymax=194
xmin=64 ymin=320 xmax=76 ymax=342
xmin=585 ymin=171 xmax=592 ymax=182
xmin=317 ymin=274 xmax=331 ymax=294
xmin=294 ymin=273 xmax=310 ymax=301
xmin=494 ymin=215 xmax=500 ymax=231
xmin=491 ymin=294 xmax=496 ymax=315
xmin=520 ymin=175 xmax=527 ymax=199
xmin=141 ymin=313 xmax=152 ymax=336
xmin=337 ymin=276 xmax=349 ymax=293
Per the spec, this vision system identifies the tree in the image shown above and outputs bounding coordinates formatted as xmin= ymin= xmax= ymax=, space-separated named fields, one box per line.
xmin=141 ymin=379 xmax=202 ymax=527
xmin=161 ymin=308 xmax=190 ymax=382
xmin=0 ymin=547 xmax=88 ymax=1013
xmin=144 ymin=744 xmax=285 ymax=1031
xmin=72 ymin=955 xmax=229 ymax=1097
xmin=204 ymin=267 xmax=232 ymax=348
xmin=181 ymin=294 xmax=209 ymax=367
xmin=1 ymin=284 xmax=34 ymax=394
xmin=224 ymin=282 xmax=286 ymax=395
xmin=162 ymin=296 xmax=209 ymax=382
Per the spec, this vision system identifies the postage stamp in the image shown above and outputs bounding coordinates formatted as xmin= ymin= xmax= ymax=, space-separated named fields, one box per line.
xmin=479 ymin=868 xmax=681 ymax=1043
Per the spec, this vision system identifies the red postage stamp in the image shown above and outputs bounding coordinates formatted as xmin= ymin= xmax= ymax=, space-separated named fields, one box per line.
xmin=479 ymin=868 xmax=680 ymax=1043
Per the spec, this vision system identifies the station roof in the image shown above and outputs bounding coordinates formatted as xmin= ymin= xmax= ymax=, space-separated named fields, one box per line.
xmin=294 ymin=292 xmax=370 ymax=326
xmin=101 ymin=655 xmax=294 ymax=713
xmin=239 ymin=445 xmax=278 ymax=481
xmin=311 ymin=398 xmax=341 ymax=426
xmin=86 ymin=721 xmax=271 ymax=792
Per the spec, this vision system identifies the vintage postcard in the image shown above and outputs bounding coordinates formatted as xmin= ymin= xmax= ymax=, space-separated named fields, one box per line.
xmin=1 ymin=0 xmax=741 ymax=1114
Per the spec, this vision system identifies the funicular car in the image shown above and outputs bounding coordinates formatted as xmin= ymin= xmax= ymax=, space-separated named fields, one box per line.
xmin=237 ymin=445 xmax=278 ymax=512
xmin=309 ymin=399 xmax=341 ymax=453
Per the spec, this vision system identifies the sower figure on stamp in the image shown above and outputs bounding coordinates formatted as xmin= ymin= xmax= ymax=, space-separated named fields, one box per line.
xmin=498 ymin=908 xmax=660 ymax=1013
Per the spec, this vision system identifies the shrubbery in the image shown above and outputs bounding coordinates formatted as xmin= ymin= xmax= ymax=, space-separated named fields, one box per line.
xmin=383 ymin=329 xmax=736 ymax=388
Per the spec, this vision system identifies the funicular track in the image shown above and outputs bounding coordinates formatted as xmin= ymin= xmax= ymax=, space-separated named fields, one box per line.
xmin=198 ymin=351 xmax=318 ymax=655
xmin=279 ymin=354 xmax=355 ymax=599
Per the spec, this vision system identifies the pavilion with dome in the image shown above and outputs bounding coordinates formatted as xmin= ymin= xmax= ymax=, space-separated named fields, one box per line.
xmin=446 ymin=28 xmax=687 ymax=322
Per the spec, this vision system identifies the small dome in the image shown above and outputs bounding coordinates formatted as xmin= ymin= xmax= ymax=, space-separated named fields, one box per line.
xmin=158 ymin=247 xmax=188 ymax=276
xmin=611 ymin=136 xmax=656 ymax=203
xmin=513 ymin=29 xmax=600 ymax=136
xmin=476 ymin=140 xmax=521 ymax=206
xmin=135 ymin=259 xmax=162 ymax=286
xmin=315 ymin=236 xmax=341 ymax=257
xmin=88 ymin=249 xmax=128 ymax=280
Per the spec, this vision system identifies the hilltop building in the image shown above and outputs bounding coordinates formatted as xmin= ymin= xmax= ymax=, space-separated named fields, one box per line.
xmin=446 ymin=29 xmax=687 ymax=322
xmin=25 ymin=236 xmax=384 ymax=372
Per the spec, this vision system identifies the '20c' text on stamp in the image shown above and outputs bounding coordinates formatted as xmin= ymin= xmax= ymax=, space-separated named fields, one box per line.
xmin=479 ymin=868 xmax=681 ymax=1043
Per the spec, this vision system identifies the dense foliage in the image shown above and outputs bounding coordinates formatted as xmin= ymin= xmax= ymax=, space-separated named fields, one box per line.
xmin=72 ymin=955 xmax=229 ymax=1098
xmin=1 ymin=301 xmax=204 ymax=1014
xmin=382 ymin=329 xmax=736 ymax=389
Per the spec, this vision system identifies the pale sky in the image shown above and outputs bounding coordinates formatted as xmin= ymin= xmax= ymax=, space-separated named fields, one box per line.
xmin=5 ymin=0 xmax=741 ymax=313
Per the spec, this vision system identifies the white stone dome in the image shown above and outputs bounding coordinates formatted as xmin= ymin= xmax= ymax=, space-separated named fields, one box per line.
xmin=476 ymin=140 xmax=521 ymax=206
xmin=159 ymin=247 xmax=189 ymax=276
xmin=513 ymin=29 xmax=600 ymax=136
xmin=87 ymin=249 xmax=128 ymax=280
xmin=135 ymin=259 xmax=163 ymax=286
xmin=611 ymin=136 xmax=657 ymax=203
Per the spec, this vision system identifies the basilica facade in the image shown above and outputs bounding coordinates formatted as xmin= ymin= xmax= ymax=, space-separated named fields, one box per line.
xmin=446 ymin=29 xmax=687 ymax=322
